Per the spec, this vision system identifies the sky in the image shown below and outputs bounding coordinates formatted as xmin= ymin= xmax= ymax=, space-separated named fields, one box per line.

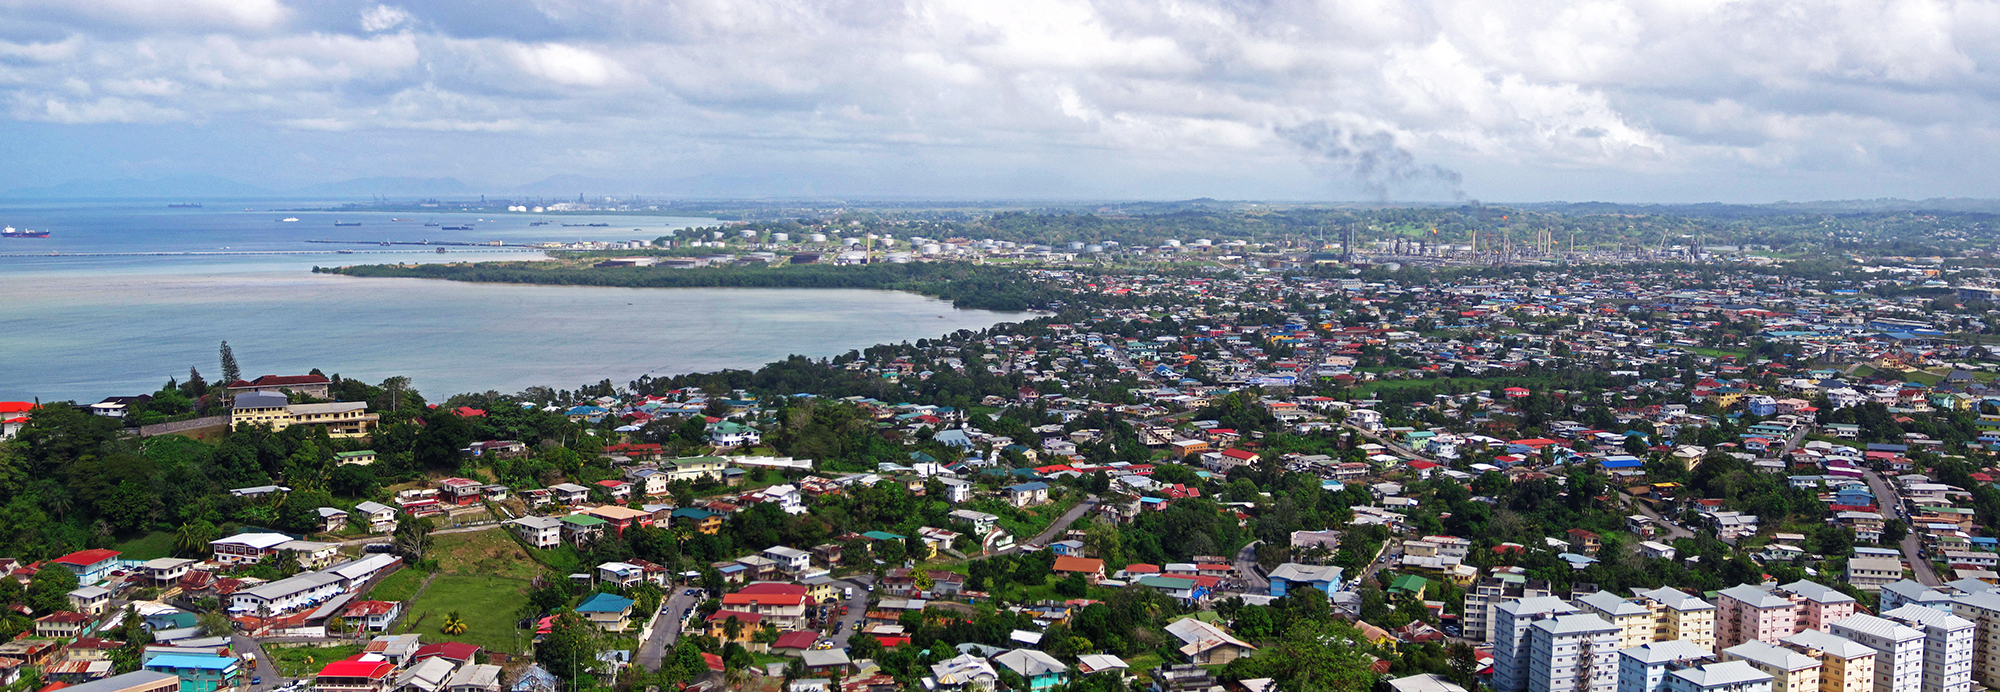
xmin=1 ymin=0 xmax=1997 ymax=203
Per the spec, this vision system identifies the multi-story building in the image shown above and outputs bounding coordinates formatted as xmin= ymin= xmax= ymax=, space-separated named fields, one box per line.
xmin=1469 ymin=572 xmax=1553 ymax=643
xmin=1719 ymin=585 xmax=1803 ymax=651
xmin=1582 ymin=592 xmax=1660 ymax=649
xmin=1946 ymin=590 xmax=2000 ymax=689
xmin=1526 ymin=614 xmax=1622 ymax=692
xmin=1846 ymin=558 xmax=1906 ymax=592
xmin=1494 ymin=597 xmax=1581 ymax=692
xmin=1778 ymin=582 xmax=1859 ymax=633
xmin=1723 ymin=641 xmax=1822 ymax=692
xmin=1636 ymin=587 xmax=1719 ymax=652
xmin=1617 ymin=640 xmax=1713 ymax=692
xmin=1882 ymin=581 xmax=1953 ymax=614
xmin=1782 ymin=629 xmax=1878 ymax=692
xmin=1828 ymin=614 xmax=1925 ymax=692
xmin=1663 ymin=661 xmax=1774 ymax=692
xmin=1880 ymin=606 xmax=1974 ymax=692
xmin=229 ymin=392 xmax=378 ymax=438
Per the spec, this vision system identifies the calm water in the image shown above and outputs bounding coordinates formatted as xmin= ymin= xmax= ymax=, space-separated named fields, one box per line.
xmin=0 ymin=202 xmax=1019 ymax=401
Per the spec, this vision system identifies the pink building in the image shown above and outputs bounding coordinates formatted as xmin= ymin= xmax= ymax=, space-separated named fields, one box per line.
xmin=1715 ymin=583 xmax=1799 ymax=650
xmin=1775 ymin=580 xmax=1857 ymax=631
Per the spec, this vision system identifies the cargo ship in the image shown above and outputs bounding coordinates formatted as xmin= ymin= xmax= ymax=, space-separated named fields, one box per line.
xmin=168 ymin=203 xmax=202 ymax=208
xmin=442 ymin=225 xmax=473 ymax=231
xmin=334 ymin=221 xmax=361 ymax=227
xmin=2 ymin=227 xmax=49 ymax=238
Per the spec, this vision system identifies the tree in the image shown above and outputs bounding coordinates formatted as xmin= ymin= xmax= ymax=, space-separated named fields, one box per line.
xmin=175 ymin=519 xmax=218 ymax=557
xmin=27 ymin=566 xmax=77 ymax=613
xmin=440 ymin=611 xmax=468 ymax=635
xmin=197 ymin=611 xmax=233 ymax=637
xmin=219 ymin=341 xmax=240 ymax=385
xmin=535 ymin=612 xmax=600 ymax=687
xmin=394 ymin=516 xmax=436 ymax=564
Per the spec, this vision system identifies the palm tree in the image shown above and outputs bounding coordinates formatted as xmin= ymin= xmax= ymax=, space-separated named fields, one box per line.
xmin=175 ymin=520 xmax=217 ymax=557
xmin=440 ymin=611 xmax=468 ymax=635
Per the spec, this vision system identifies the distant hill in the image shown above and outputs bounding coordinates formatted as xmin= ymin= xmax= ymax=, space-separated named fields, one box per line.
xmin=0 ymin=175 xmax=273 ymax=198
xmin=507 ymin=174 xmax=630 ymax=196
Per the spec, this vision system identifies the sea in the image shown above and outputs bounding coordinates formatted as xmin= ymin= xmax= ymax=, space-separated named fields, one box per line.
xmin=0 ymin=201 xmax=1021 ymax=402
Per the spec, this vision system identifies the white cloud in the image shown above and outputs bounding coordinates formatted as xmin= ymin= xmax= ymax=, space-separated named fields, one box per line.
xmin=360 ymin=5 xmax=412 ymax=33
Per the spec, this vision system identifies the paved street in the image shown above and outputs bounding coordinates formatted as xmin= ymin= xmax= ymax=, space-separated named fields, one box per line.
xmin=827 ymin=576 xmax=874 ymax=649
xmin=1863 ymin=469 xmax=1941 ymax=586
xmin=635 ymin=588 xmax=705 ymax=670
xmin=1233 ymin=541 xmax=1269 ymax=592
xmin=230 ymin=634 xmax=277 ymax=690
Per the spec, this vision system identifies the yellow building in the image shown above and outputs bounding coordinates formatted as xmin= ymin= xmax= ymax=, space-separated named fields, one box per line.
xmin=1724 ymin=640 xmax=1822 ymax=692
xmin=230 ymin=392 xmax=377 ymax=438
xmin=1635 ymin=586 xmax=1717 ymax=652
xmin=1579 ymin=591 xmax=1657 ymax=648
xmin=1781 ymin=630 xmax=1876 ymax=692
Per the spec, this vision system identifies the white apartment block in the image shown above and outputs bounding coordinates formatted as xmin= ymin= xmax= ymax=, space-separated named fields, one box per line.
xmin=1526 ymin=613 xmax=1623 ymax=692
xmin=1947 ymin=590 xmax=2000 ymax=690
xmin=1617 ymin=640 xmax=1714 ymax=692
xmin=1881 ymin=605 xmax=1973 ymax=692
xmin=1829 ymin=614 xmax=1926 ymax=692
xmin=1468 ymin=574 xmax=1553 ymax=644
xmin=1663 ymin=660 xmax=1774 ymax=692
xmin=1495 ymin=597 xmax=1581 ymax=692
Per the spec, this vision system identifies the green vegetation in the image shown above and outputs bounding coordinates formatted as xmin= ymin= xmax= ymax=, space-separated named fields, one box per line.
xmin=403 ymin=574 xmax=532 ymax=653
xmin=112 ymin=531 xmax=177 ymax=560
xmin=366 ymin=568 xmax=425 ymax=602
xmin=269 ymin=644 xmax=363 ymax=677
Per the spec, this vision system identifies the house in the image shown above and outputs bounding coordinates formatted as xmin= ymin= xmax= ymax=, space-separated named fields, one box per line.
xmin=1052 ymin=556 xmax=1106 ymax=582
xmin=53 ymin=672 xmax=181 ymax=692
xmin=1162 ymin=618 xmax=1256 ymax=666
xmin=991 ymin=649 xmax=1069 ymax=692
xmin=1268 ymin=563 xmax=1344 ymax=598
xmin=225 ymin=374 xmax=332 ymax=399
xmin=507 ymin=516 xmax=562 ymax=549
xmin=764 ymin=547 xmax=813 ymax=574
xmin=560 ymin=515 xmax=608 ymax=544
xmin=209 ymin=533 xmax=292 ymax=565
xmin=334 ymin=451 xmax=377 ymax=466
xmin=665 ymin=456 xmax=728 ymax=483
xmin=927 ymin=654 xmax=998 ymax=692
xmin=141 ymin=655 xmax=242 ymax=692
xmin=51 ymin=549 xmax=123 ymax=584
xmin=229 ymin=571 xmax=345 ymax=616
xmin=35 ymin=612 xmax=92 ymax=639
xmin=444 ymin=665 xmax=502 ymax=692
xmin=136 ymin=558 xmax=195 ymax=587
xmin=317 ymin=507 xmax=349 ymax=533
xmin=707 ymin=422 xmax=761 ymax=447
xmin=596 ymin=562 xmax=648 ymax=589
xmin=581 ymin=505 xmax=654 ymax=536
xmin=229 ymin=392 xmax=377 ymax=438
xmin=354 ymin=501 xmax=398 ymax=533
xmin=671 ymin=508 xmax=724 ymax=535
xmin=315 ymin=659 xmax=397 ymax=692
xmin=1005 ymin=482 xmax=1051 ymax=507
xmin=574 ymin=593 xmax=636 ymax=632
xmin=67 ymin=586 xmax=112 ymax=615
xmin=548 ymin=483 xmax=591 ymax=505
xmin=341 ymin=601 xmax=402 ymax=632
xmin=950 ymin=509 xmax=999 ymax=534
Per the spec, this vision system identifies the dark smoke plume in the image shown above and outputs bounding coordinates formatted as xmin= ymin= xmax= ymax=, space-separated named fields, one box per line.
xmin=1276 ymin=120 xmax=1464 ymax=201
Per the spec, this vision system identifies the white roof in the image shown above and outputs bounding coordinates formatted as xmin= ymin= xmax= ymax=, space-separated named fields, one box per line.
xmin=1671 ymin=661 xmax=1772 ymax=687
xmin=211 ymin=532 xmax=292 ymax=550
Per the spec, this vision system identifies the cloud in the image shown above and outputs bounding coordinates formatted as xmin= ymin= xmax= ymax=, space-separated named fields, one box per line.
xmin=4 ymin=0 xmax=2000 ymax=200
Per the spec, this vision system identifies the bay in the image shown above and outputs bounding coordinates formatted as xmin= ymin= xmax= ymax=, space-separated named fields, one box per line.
xmin=0 ymin=202 xmax=1020 ymax=401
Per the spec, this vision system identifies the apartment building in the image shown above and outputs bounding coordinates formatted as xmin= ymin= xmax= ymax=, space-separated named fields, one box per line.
xmin=1635 ymin=587 xmax=1720 ymax=653
xmin=1583 ymin=592 xmax=1661 ymax=649
xmin=1525 ymin=614 xmax=1623 ymax=692
xmin=1946 ymin=590 xmax=2000 ymax=689
xmin=1723 ymin=641 xmax=1822 ymax=692
xmin=1882 ymin=581 xmax=1954 ymax=614
xmin=1495 ymin=597 xmax=1581 ymax=692
xmin=1779 ymin=582 xmax=1859 ymax=633
xmin=1663 ymin=660 xmax=1774 ymax=692
xmin=1880 ymin=606 xmax=1973 ymax=692
xmin=1719 ymin=585 xmax=1803 ymax=651
xmin=230 ymin=392 xmax=378 ymax=438
xmin=1828 ymin=614 xmax=1925 ymax=692
xmin=1616 ymin=640 xmax=1713 ymax=692
xmin=1469 ymin=572 xmax=1553 ymax=643
xmin=1780 ymin=629 xmax=1877 ymax=692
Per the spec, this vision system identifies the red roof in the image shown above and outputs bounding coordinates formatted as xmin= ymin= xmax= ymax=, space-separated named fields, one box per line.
xmin=51 ymin=549 xmax=120 ymax=567
xmin=413 ymin=642 xmax=480 ymax=662
xmin=452 ymin=407 xmax=486 ymax=418
xmin=702 ymin=653 xmax=725 ymax=672
xmin=773 ymin=631 xmax=819 ymax=650
xmin=736 ymin=583 xmax=808 ymax=596
xmin=722 ymin=593 xmax=804 ymax=607
xmin=318 ymin=660 xmax=395 ymax=680
xmin=1219 ymin=449 xmax=1257 ymax=461
xmin=0 ymin=402 xmax=33 ymax=415
xmin=343 ymin=601 xmax=398 ymax=617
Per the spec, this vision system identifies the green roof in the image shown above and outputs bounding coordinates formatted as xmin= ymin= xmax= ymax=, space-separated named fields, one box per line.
xmin=561 ymin=515 xmax=608 ymax=527
xmin=671 ymin=456 xmax=725 ymax=467
xmin=1389 ymin=574 xmax=1430 ymax=593
xmin=1136 ymin=576 xmax=1198 ymax=589
xmin=861 ymin=531 xmax=905 ymax=541
xmin=335 ymin=450 xmax=375 ymax=458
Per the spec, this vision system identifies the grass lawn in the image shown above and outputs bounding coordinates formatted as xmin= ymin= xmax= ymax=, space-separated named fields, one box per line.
xmin=1900 ymin=370 xmax=1944 ymax=386
xmin=1125 ymin=653 xmax=1164 ymax=680
xmin=114 ymin=531 xmax=177 ymax=560
xmin=269 ymin=644 xmax=362 ymax=677
xmin=1687 ymin=347 xmax=1749 ymax=359
xmin=403 ymin=574 xmax=532 ymax=654
xmin=430 ymin=530 xmax=540 ymax=581
xmin=367 ymin=568 xmax=426 ymax=602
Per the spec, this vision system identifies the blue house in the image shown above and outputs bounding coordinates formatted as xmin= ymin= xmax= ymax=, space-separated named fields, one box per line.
xmin=1267 ymin=563 xmax=1344 ymax=598
xmin=142 ymin=655 xmax=242 ymax=692
xmin=992 ymin=649 xmax=1069 ymax=692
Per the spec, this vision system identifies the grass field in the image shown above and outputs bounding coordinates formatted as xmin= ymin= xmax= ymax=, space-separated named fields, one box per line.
xmin=367 ymin=568 xmax=426 ymax=602
xmin=114 ymin=532 xmax=177 ymax=560
xmin=269 ymin=644 xmax=362 ymax=677
xmin=430 ymin=530 xmax=542 ymax=581
xmin=403 ymin=574 xmax=533 ymax=653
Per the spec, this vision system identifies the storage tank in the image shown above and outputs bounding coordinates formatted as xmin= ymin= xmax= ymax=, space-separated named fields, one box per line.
xmin=810 ymin=233 xmax=827 ymax=242
xmin=771 ymin=233 xmax=789 ymax=242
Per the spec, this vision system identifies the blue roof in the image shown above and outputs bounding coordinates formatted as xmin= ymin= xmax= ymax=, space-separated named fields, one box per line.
xmin=576 ymin=592 xmax=635 ymax=613
xmin=145 ymin=655 xmax=239 ymax=671
xmin=1007 ymin=481 xmax=1050 ymax=492
xmin=1600 ymin=458 xmax=1644 ymax=469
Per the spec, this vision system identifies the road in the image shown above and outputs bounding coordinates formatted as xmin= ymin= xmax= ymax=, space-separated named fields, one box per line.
xmin=1233 ymin=541 xmax=1269 ymax=593
xmin=635 ymin=588 xmax=705 ymax=670
xmin=232 ymin=634 xmax=277 ymax=691
xmin=827 ymin=576 xmax=875 ymax=650
xmin=1022 ymin=497 xmax=1099 ymax=550
xmin=1628 ymin=500 xmax=1695 ymax=542
xmin=1863 ymin=469 xmax=1941 ymax=586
